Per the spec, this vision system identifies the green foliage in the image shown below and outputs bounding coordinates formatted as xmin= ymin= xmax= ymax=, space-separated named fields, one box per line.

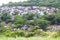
xmin=25 ymin=29 xmax=47 ymax=37
xmin=0 ymin=7 xmax=60 ymax=37
xmin=1 ymin=0 xmax=60 ymax=7
xmin=13 ymin=30 xmax=25 ymax=37
xmin=42 ymin=11 xmax=60 ymax=25
xmin=23 ymin=13 xmax=35 ymax=20
xmin=4 ymin=30 xmax=12 ymax=37
xmin=29 ymin=26 xmax=40 ymax=32
xmin=0 ymin=22 xmax=6 ymax=32
xmin=52 ymin=30 xmax=60 ymax=38
xmin=34 ymin=29 xmax=47 ymax=36
xmin=27 ymin=20 xmax=35 ymax=26
xmin=25 ymin=32 xmax=35 ymax=37
xmin=14 ymin=15 xmax=24 ymax=24
xmin=4 ymin=30 xmax=25 ymax=37
xmin=1 ymin=10 xmax=12 ymax=23
xmin=34 ymin=18 xmax=50 ymax=30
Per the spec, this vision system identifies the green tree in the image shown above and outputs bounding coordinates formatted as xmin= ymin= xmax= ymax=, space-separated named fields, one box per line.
xmin=23 ymin=13 xmax=35 ymax=20
xmin=0 ymin=23 xmax=6 ymax=32
xmin=1 ymin=10 xmax=12 ymax=23
xmin=34 ymin=18 xmax=50 ymax=30
xmin=14 ymin=15 xmax=24 ymax=24
xmin=14 ymin=15 xmax=24 ymax=28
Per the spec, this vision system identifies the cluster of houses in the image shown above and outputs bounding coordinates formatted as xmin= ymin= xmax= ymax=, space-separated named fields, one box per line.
xmin=0 ymin=6 xmax=56 ymax=15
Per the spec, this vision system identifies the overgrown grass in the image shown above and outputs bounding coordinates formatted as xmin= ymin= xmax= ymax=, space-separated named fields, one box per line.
xmin=0 ymin=37 xmax=60 ymax=40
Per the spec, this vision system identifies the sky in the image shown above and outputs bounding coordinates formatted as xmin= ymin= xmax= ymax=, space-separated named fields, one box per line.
xmin=0 ymin=0 xmax=27 ymax=6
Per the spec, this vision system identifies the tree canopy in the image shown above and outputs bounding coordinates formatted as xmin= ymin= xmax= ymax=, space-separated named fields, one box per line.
xmin=1 ymin=0 xmax=60 ymax=8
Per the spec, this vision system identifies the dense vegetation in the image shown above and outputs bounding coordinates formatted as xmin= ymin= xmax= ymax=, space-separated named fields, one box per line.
xmin=0 ymin=9 xmax=60 ymax=38
xmin=1 ymin=0 xmax=60 ymax=8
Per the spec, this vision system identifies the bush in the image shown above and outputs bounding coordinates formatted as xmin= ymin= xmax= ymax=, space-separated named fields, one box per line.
xmin=4 ymin=30 xmax=25 ymax=37
xmin=25 ymin=32 xmax=35 ymax=37
xmin=51 ymin=31 xmax=60 ymax=38
xmin=29 ymin=26 xmax=40 ymax=32
xmin=14 ymin=30 xmax=25 ymax=37
xmin=25 ymin=29 xmax=47 ymax=37
xmin=34 ymin=29 xmax=47 ymax=36
xmin=34 ymin=18 xmax=50 ymax=30
xmin=4 ymin=30 xmax=12 ymax=37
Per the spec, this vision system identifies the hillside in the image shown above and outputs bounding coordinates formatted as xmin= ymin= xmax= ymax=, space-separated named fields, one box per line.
xmin=1 ymin=0 xmax=60 ymax=8
xmin=29 ymin=0 xmax=60 ymax=7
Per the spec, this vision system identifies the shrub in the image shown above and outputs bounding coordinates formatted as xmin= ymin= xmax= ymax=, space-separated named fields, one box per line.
xmin=34 ymin=18 xmax=50 ymax=30
xmin=4 ymin=30 xmax=25 ymax=37
xmin=10 ymin=32 xmax=16 ymax=37
xmin=34 ymin=29 xmax=47 ymax=36
xmin=29 ymin=26 xmax=40 ymax=32
xmin=10 ymin=30 xmax=25 ymax=37
xmin=25 ymin=32 xmax=35 ymax=37
xmin=14 ymin=30 xmax=25 ymax=37
xmin=51 ymin=31 xmax=60 ymax=38
xmin=4 ymin=30 xmax=12 ymax=37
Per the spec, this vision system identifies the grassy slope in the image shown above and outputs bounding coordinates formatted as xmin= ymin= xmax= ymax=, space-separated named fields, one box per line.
xmin=0 ymin=37 xmax=59 ymax=40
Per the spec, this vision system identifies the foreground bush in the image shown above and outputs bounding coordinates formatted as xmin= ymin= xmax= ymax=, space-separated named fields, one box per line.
xmin=4 ymin=30 xmax=25 ymax=37
xmin=25 ymin=29 xmax=48 ymax=37
xmin=25 ymin=32 xmax=35 ymax=37
xmin=51 ymin=30 xmax=60 ymax=38
xmin=34 ymin=29 xmax=47 ymax=36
